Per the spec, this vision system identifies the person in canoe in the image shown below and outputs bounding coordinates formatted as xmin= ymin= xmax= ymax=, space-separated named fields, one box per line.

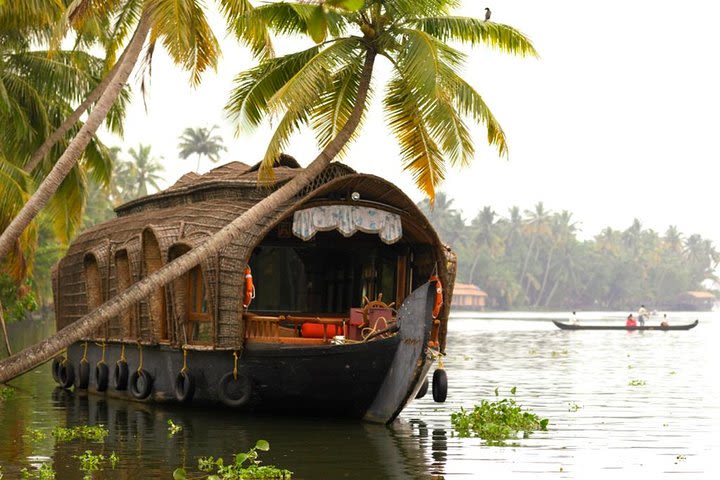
xmin=569 ymin=311 xmax=579 ymax=324
xmin=637 ymin=304 xmax=648 ymax=326
xmin=660 ymin=314 xmax=670 ymax=328
xmin=626 ymin=314 xmax=637 ymax=327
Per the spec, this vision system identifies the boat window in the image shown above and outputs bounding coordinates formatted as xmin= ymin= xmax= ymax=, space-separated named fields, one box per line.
xmin=249 ymin=232 xmax=402 ymax=315
xmin=186 ymin=265 xmax=212 ymax=344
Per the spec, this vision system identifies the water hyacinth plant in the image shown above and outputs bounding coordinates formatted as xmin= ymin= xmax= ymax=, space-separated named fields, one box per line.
xmin=451 ymin=387 xmax=549 ymax=446
xmin=173 ymin=440 xmax=292 ymax=479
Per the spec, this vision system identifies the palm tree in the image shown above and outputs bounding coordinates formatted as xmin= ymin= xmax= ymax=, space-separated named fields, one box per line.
xmin=519 ymin=202 xmax=551 ymax=302
xmin=178 ymin=126 xmax=228 ymax=172
xmin=127 ymin=144 xmax=165 ymax=197
xmin=0 ymin=0 xmax=536 ymax=382
xmin=0 ymin=4 xmax=121 ymax=280
xmin=0 ymin=0 xmax=249 ymax=262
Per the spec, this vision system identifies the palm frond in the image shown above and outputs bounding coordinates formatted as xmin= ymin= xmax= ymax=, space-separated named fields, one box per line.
xmin=385 ymin=0 xmax=457 ymax=19
xmin=410 ymin=17 xmax=538 ymax=57
xmin=45 ymin=165 xmax=87 ymax=245
xmin=441 ymin=68 xmax=508 ymax=157
xmin=150 ymin=0 xmax=221 ymax=86
xmin=267 ymin=37 xmax=363 ymax=115
xmin=384 ymin=75 xmax=446 ymax=200
xmin=226 ymin=46 xmax=321 ymax=131
xmin=310 ymin=53 xmax=370 ymax=157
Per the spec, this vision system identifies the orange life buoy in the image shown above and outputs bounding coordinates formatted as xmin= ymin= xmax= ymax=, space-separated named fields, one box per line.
xmin=243 ymin=266 xmax=255 ymax=309
xmin=430 ymin=275 xmax=443 ymax=319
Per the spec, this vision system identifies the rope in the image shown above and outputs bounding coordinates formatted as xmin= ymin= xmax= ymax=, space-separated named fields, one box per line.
xmin=118 ymin=344 xmax=126 ymax=364
xmin=232 ymin=351 xmax=239 ymax=380
xmin=80 ymin=341 xmax=88 ymax=364
xmin=181 ymin=348 xmax=188 ymax=374
xmin=137 ymin=343 xmax=143 ymax=373
xmin=94 ymin=342 xmax=106 ymax=367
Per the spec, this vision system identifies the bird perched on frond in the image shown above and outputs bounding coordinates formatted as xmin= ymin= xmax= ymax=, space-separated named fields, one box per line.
xmin=485 ymin=7 xmax=492 ymax=21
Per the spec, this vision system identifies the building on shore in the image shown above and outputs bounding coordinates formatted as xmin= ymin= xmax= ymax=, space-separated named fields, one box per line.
xmin=669 ymin=291 xmax=716 ymax=311
xmin=451 ymin=283 xmax=488 ymax=311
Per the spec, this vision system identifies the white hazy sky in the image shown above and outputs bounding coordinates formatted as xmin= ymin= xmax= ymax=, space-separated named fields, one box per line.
xmin=110 ymin=0 xmax=720 ymax=245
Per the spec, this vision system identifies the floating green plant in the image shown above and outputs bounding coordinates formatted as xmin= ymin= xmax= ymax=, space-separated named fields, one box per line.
xmin=628 ymin=379 xmax=646 ymax=387
xmin=168 ymin=419 xmax=183 ymax=436
xmin=0 ymin=386 xmax=15 ymax=400
xmin=451 ymin=388 xmax=548 ymax=446
xmin=25 ymin=428 xmax=47 ymax=442
xmin=74 ymin=450 xmax=117 ymax=480
xmin=53 ymin=425 xmax=108 ymax=443
xmin=20 ymin=463 xmax=55 ymax=480
xmin=173 ymin=440 xmax=292 ymax=479
xmin=567 ymin=402 xmax=581 ymax=412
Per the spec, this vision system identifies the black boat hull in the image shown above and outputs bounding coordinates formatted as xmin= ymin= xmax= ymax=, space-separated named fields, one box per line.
xmin=552 ymin=320 xmax=699 ymax=331
xmin=60 ymin=284 xmax=436 ymax=423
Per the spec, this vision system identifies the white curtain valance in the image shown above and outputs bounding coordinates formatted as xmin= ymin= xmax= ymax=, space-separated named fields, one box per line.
xmin=292 ymin=205 xmax=402 ymax=244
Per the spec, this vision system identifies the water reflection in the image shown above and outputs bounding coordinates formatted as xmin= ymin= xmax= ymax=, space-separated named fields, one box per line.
xmin=3 ymin=313 xmax=720 ymax=479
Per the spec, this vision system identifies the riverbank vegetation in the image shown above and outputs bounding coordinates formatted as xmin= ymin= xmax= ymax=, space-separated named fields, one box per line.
xmin=419 ymin=195 xmax=719 ymax=309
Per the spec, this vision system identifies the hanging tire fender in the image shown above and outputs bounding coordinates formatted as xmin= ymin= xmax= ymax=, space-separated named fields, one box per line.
xmin=129 ymin=369 xmax=154 ymax=400
xmin=432 ymin=369 xmax=448 ymax=403
xmin=174 ymin=370 xmax=196 ymax=403
xmin=95 ymin=362 xmax=109 ymax=392
xmin=51 ymin=356 xmax=64 ymax=384
xmin=218 ymin=372 xmax=252 ymax=407
xmin=113 ymin=360 xmax=129 ymax=391
xmin=58 ymin=361 xmax=75 ymax=389
xmin=77 ymin=361 xmax=90 ymax=389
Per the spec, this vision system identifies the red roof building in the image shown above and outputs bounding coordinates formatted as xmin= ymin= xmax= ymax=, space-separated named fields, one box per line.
xmin=452 ymin=283 xmax=488 ymax=310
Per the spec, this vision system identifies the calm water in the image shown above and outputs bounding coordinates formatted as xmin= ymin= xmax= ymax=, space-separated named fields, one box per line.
xmin=1 ymin=311 xmax=718 ymax=479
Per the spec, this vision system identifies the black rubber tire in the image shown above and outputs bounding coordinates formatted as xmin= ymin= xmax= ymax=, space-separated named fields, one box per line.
xmin=432 ymin=369 xmax=448 ymax=403
xmin=113 ymin=360 xmax=129 ymax=391
xmin=95 ymin=363 xmax=109 ymax=392
xmin=218 ymin=372 xmax=251 ymax=407
xmin=129 ymin=369 xmax=154 ymax=400
xmin=174 ymin=370 xmax=196 ymax=403
xmin=58 ymin=362 xmax=75 ymax=389
xmin=77 ymin=361 xmax=90 ymax=389
xmin=416 ymin=377 xmax=429 ymax=399
xmin=51 ymin=356 xmax=64 ymax=384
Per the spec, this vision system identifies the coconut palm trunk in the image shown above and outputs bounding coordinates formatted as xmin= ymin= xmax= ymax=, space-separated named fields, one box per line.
xmin=0 ymin=50 xmax=376 ymax=384
xmin=0 ymin=11 xmax=153 ymax=263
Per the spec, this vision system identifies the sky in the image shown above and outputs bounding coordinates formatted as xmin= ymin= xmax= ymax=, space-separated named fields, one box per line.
xmin=109 ymin=0 xmax=720 ymax=245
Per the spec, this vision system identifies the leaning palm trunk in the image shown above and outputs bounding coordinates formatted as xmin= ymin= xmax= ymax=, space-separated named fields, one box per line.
xmin=0 ymin=51 xmax=376 ymax=384
xmin=0 ymin=12 xmax=153 ymax=263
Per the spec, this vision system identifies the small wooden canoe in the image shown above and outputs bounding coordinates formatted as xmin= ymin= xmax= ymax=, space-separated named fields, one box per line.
xmin=552 ymin=320 xmax=699 ymax=331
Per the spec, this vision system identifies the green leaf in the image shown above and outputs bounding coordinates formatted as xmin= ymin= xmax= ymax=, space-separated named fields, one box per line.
xmin=172 ymin=468 xmax=187 ymax=480
xmin=307 ymin=6 xmax=328 ymax=43
xmin=540 ymin=418 xmax=549 ymax=430
xmin=255 ymin=439 xmax=270 ymax=451
xmin=494 ymin=387 xmax=499 ymax=396
xmin=326 ymin=0 xmax=365 ymax=12
xmin=235 ymin=453 xmax=249 ymax=465
xmin=510 ymin=386 xmax=517 ymax=395
xmin=208 ymin=476 xmax=221 ymax=480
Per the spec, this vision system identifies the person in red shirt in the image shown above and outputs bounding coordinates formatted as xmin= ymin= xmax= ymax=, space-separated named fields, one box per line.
xmin=626 ymin=314 xmax=637 ymax=328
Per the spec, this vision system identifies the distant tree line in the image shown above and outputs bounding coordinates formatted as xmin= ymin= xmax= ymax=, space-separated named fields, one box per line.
xmin=418 ymin=194 xmax=719 ymax=310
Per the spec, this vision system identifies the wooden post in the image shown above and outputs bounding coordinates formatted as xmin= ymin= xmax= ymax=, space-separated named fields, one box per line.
xmin=0 ymin=301 xmax=12 ymax=356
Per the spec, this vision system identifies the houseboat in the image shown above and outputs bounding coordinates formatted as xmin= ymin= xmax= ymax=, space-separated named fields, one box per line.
xmin=50 ymin=156 xmax=456 ymax=424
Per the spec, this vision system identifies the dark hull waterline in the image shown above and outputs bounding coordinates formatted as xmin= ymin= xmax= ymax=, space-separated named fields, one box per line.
xmin=552 ymin=320 xmax=699 ymax=331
